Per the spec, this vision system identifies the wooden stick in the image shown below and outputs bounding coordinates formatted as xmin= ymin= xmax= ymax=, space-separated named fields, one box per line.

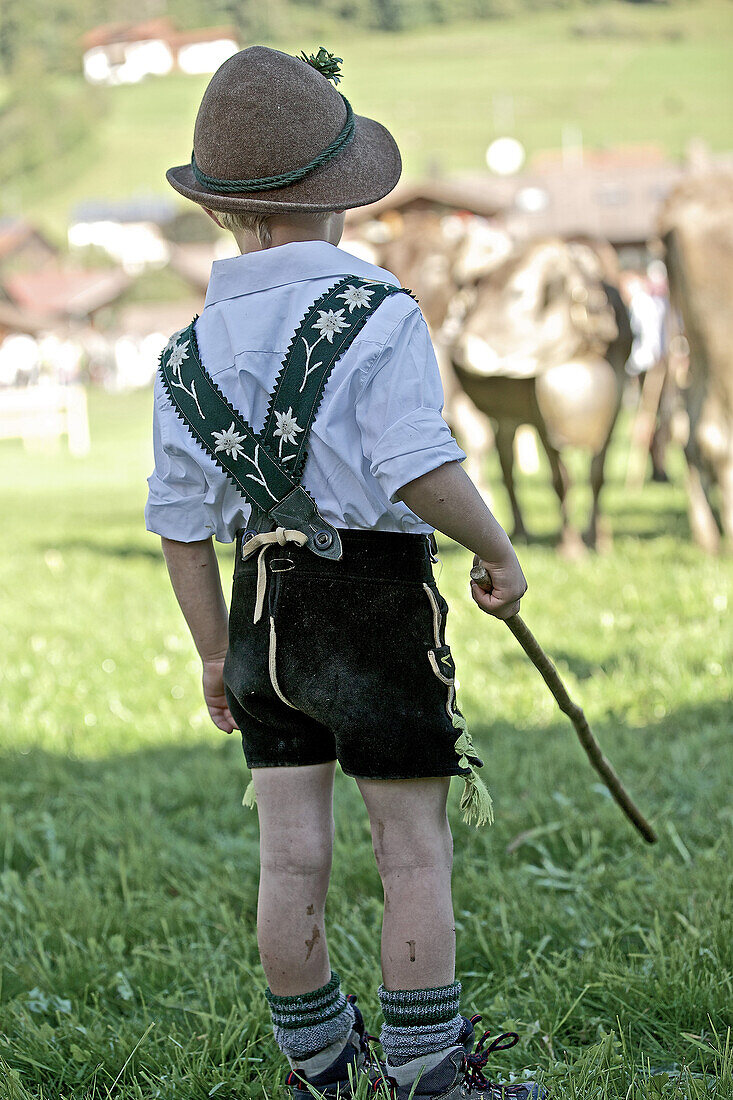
xmin=470 ymin=567 xmax=657 ymax=843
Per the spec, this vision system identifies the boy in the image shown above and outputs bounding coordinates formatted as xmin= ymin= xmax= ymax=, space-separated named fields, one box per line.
xmin=147 ymin=45 xmax=542 ymax=1100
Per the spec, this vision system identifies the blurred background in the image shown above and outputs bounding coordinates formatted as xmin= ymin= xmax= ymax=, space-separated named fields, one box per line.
xmin=1 ymin=0 xmax=732 ymax=553
xmin=1 ymin=2 xmax=732 ymax=1096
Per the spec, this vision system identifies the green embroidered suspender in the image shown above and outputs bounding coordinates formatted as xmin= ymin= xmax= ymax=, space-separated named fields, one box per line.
xmin=159 ymin=276 xmax=414 ymax=560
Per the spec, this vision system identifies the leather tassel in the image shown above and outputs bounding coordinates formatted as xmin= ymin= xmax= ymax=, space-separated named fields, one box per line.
xmin=459 ymin=770 xmax=494 ymax=828
xmin=453 ymin=714 xmax=494 ymax=828
xmin=242 ymin=779 xmax=257 ymax=809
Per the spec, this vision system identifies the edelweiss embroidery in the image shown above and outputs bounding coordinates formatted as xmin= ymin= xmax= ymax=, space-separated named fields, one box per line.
xmin=166 ymin=335 xmax=205 ymax=419
xmin=212 ymin=421 xmax=247 ymax=459
xmin=313 ymin=308 xmax=349 ymax=343
xmin=338 ymin=284 xmax=374 ymax=312
xmin=298 ymin=306 xmax=352 ymax=395
xmin=167 ymin=339 xmax=188 ymax=370
xmin=273 ymin=407 xmax=304 ymax=456
xmin=160 ymin=277 xmax=408 ymax=542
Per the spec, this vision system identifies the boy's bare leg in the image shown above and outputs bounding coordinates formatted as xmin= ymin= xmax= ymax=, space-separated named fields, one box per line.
xmin=253 ymin=761 xmax=337 ymax=995
xmin=356 ymin=776 xmax=455 ymax=989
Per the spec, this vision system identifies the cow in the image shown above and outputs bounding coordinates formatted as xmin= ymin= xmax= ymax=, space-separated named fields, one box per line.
xmin=659 ymin=169 xmax=733 ymax=552
xmin=352 ymin=212 xmax=632 ymax=551
xmin=443 ymin=234 xmax=632 ymax=553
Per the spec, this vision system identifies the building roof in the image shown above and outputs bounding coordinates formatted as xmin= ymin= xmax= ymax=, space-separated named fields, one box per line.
xmin=0 ymin=300 xmax=56 ymax=336
xmin=348 ymin=147 xmax=733 ymax=247
xmin=169 ymin=26 xmax=238 ymax=47
xmin=0 ymin=218 xmax=57 ymax=262
xmin=81 ymin=18 xmax=237 ymax=51
xmin=4 ymin=267 xmax=132 ymax=319
xmin=346 ymin=179 xmax=506 ymax=224
xmin=81 ymin=18 xmax=176 ymax=51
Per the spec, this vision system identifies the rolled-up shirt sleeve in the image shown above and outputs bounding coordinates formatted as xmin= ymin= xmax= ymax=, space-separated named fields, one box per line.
xmin=355 ymin=305 xmax=466 ymax=504
xmin=144 ymin=373 xmax=217 ymax=542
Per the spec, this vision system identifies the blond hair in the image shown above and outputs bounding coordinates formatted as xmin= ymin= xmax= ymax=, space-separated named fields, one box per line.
xmin=216 ymin=211 xmax=273 ymax=247
xmin=215 ymin=209 xmax=338 ymax=248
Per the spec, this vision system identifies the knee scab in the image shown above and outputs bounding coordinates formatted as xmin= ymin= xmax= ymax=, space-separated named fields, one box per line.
xmin=406 ymin=939 xmax=416 ymax=962
xmin=304 ymin=925 xmax=320 ymax=961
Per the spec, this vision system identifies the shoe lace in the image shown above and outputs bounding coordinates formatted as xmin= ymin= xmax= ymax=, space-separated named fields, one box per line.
xmin=462 ymin=1014 xmax=524 ymax=1095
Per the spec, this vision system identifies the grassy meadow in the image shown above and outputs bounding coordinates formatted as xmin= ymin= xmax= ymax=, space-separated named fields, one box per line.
xmin=0 ymin=387 xmax=731 ymax=1097
xmin=13 ymin=0 xmax=733 ymax=240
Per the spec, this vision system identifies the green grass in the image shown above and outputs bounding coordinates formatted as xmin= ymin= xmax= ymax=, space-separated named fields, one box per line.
xmin=0 ymin=388 xmax=731 ymax=1098
xmin=15 ymin=0 xmax=733 ymax=242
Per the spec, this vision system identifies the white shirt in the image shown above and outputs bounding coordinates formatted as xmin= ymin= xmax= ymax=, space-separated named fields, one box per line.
xmin=145 ymin=239 xmax=466 ymax=543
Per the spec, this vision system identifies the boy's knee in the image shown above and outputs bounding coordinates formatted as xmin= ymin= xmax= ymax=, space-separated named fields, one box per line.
xmin=261 ymin=818 xmax=334 ymax=877
xmin=372 ymin=818 xmax=453 ymax=880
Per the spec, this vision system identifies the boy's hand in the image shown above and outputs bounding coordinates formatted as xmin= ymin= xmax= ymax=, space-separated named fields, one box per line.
xmin=470 ymin=551 xmax=527 ymax=620
xmin=202 ymin=657 xmax=238 ymax=734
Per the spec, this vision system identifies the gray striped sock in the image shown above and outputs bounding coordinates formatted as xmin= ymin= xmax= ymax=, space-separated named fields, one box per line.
xmin=265 ymin=972 xmax=355 ymax=1059
xmin=378 ymin=981 xmax=463 ymax=1067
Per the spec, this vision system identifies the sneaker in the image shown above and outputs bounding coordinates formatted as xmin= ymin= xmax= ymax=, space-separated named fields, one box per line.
xmin=381 ymin=1014 xmax=546 ymax=1099
xmin=286 ymin=994 xmax=385 ymax=1098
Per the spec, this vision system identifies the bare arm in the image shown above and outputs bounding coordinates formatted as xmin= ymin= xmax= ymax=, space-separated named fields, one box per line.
xmin=398 ymin=461 xmax=527 ymax=619
xmin=160 ymin=536 xmax=236 ymax=732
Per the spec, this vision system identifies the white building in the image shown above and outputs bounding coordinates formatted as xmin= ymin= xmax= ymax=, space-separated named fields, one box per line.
xmin=81 ymin=19 xmax=238 ymax=86
xmin=68 ymin=198 xmax=177 ymax=274
xmin=173 ymin=29 xmax=239 ymax=76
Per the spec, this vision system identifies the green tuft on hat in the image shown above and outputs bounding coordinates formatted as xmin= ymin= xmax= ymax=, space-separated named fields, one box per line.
xmin=165 ymin=45 xmax=401 ymax=215
xmin=299 ymin=46 xmax=343 ymax=85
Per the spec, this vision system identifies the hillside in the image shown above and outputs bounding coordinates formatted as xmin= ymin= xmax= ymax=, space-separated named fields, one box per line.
xmin=11 ymin=0 xmax=733 ymax=241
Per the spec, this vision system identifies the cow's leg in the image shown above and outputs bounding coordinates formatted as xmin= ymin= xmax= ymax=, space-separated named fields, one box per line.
xmin=684 ymin=417 xmax=722 ymax=553
xmin=534 ymin=421 xmax=584 ymax=557
xmin=717 ymin=454 xmax=733 ymax=548
xmin=495 ymin=420 xmax=528 ymax=542
xmin=685 ymin=460 xmax=721 ymax=554
xmin=438 ymin=347 xmax=494 ymax=509
xmin=585 ymin=400 xmax=621 ymax=552
xmin=452 ymin=391 xmax=495 ymax=510
xmin=586 ymin=442 xmax=612 ymax=552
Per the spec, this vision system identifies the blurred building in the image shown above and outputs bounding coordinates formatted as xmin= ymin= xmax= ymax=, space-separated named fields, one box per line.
xmin=2 ymin=266 xmax=132 ymax=324
xmin=68 ymin=197 xmax=178 ymax=273
xmin=349 ymin=142 xmax=733 ymax=253
xmin=0 ymin=218 xmax=58 ymax=271
xmin=81 ymin=18 xmax=239 ymax=85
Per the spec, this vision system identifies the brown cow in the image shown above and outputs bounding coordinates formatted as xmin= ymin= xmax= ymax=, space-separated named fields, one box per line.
xmin=351 ymin=212 xmax=631 ymax=549
xmin=659 ymin=170 xmax=733 ymax=552
xmin=444 ymin=235 xmax=632 ymax=553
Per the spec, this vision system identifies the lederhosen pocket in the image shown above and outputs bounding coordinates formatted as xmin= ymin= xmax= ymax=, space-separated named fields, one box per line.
xmin=420 ymin=581 xmax=493 ymax=826
xmin=421 ymin=584 xmax=470 ymax=740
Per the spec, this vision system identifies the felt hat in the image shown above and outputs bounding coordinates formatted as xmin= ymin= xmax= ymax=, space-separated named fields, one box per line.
xmin=166 ymin=45 xmax=402 ymax=215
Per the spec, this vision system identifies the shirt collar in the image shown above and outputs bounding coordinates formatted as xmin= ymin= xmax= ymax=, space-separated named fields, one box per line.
xmin=204 ymin=239 xmax=399 ymax=308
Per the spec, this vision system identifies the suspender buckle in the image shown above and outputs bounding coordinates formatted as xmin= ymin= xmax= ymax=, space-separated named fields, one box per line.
xmin=268 ymin=486 xmax=342 ymax=561
xmin=241 ymin=529 xmax=257 ymax=558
